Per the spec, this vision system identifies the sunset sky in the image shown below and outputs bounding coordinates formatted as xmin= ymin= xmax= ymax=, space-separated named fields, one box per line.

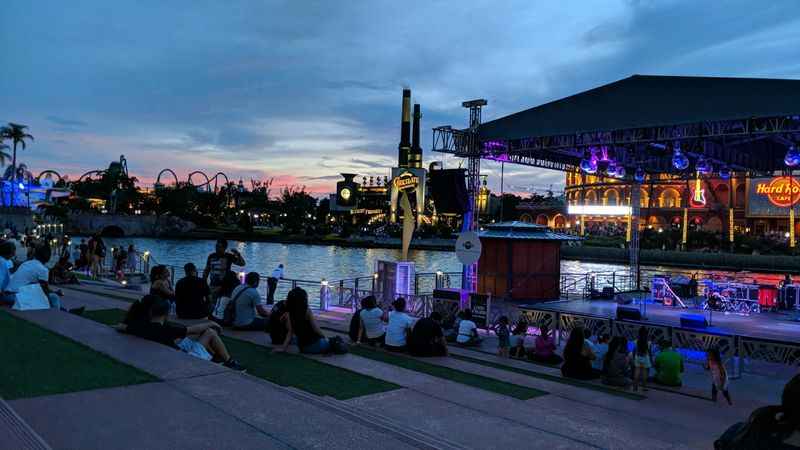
xmin=2 ymin=0 xmax=799 ymax=196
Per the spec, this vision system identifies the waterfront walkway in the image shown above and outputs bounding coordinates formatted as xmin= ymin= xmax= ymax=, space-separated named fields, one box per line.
xmin=2 ymin=285 xmax=789 ymax=449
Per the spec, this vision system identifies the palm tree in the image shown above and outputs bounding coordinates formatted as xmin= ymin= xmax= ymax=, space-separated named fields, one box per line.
xmin=0 ymin=143 xmax=9 ymax=168
xmin=1 ymin=123 xmax=34 ymax=181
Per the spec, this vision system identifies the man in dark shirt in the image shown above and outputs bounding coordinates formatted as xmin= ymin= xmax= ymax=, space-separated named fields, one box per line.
xmin=175 ymin=263 xmax=211 ymax=319
xmin=203 ymin=239 xmax=245 ymax=298
xmin=126 ymin=296 xmax=245 ymax=371
xmin=408 ymin=312 xmax=448 ymax=357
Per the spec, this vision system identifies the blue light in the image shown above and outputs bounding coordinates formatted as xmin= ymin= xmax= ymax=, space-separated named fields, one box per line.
xmin=785 ymin=145 xmax=800 ymax=167
xmin=672 ymin=149 xmax=689 ymax=170
xmin=696 ymin=158 xmax=712 ymax=175
xmin=634 ymin=167 xmax=646 ymax=182
xmin=18 ymin=183 xmax=25 ymax=190
xmin=719 ymin=166 xmax=731 ymax=180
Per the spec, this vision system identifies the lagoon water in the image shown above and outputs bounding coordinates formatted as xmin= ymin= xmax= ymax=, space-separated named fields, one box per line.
xmin=93 ymin=236 xmax=629 ymax=281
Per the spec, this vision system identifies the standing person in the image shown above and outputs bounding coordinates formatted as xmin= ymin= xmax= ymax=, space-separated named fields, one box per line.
xmin=494 ymin=316 xmax=510 ymax=357
xmin=174 ymin=263 xmax=212 ymax=319
xmin=232 ymin=272 xmax=270 ymax=331
xmin=278 ymin=287 xmax=330 ymax=354
xmin=707 ymin=347 xmax=733 ymax=405
xmin=633 ymin=326 xmax=652 ymax=392
xmin=266 ymin=263 xmax=284 ymax=305
xmin=408 ymin=311 xmax=448 ymax=357
xmin=203 ymin=239 xmax=246 ymax=299
xmin=593 ymin=333 xmax=610 ymax=372
xmin=456 ymin=309 xmax=481 ymax=346
xmin=385 ymin=297 xmax=415 ymax=352
xmin=78 ymin=238 xmax=88 ymax=269
xmin=126 ymin=244 xmax=138 ymax=273
xmin=71 ymin=245 xmax=82 ymax=268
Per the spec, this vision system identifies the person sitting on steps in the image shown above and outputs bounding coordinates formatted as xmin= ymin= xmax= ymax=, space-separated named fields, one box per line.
xmin=456 ymin=309 xmax=481 ymax=347
xmin=232 ymin=272 xmax=270 ymax=332
xmin=6 ymin=244 xmax=84 ymax=315
xmin=123 ymin=295 xmax=245 ymax=371
xmin=174 ymin=263 xmax=212 ymax=320
xmin=278 ymin=287 xmax=331 ymax=354
xmin=357 ymin=295 xmax=386 ymax=346
xmin=384 ymin=297 xmax=415 ymax=352
xmin=408 ymin=311 xmax=448 ymax=357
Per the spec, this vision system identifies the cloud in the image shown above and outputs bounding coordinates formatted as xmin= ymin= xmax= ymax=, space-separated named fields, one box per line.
xmin=1 ymin=0 xmax=799 ymax=195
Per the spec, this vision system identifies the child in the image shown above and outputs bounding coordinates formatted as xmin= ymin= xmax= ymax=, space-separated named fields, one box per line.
xmin=706 ymin=348 xmax=733 ymax=405
xmin=494 ymin=316 xmax=510 ymax=357
xmin=509 ymin=320 xmax=528 ymax=358
xmin=633 ymin=326 xmax=652 ymax=392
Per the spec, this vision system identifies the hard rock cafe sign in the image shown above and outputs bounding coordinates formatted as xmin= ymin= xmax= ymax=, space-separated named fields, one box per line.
xmin=393 ymin=172 xmax=419 ymax=191
xmin=754 ymin=177 xmax=800 ymax=208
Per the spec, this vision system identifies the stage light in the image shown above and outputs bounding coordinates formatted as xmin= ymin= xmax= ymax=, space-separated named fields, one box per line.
xmin=719 ymin=166 xmax=731 ymax=180
xmin=18 ymin=182 xmax=25 ymax=190
xmin=634 ymin=167 xmax=646 ymax=183
xmin=579 ymin=158 xmax=597 ymax=174
xmin=672 ymin=147 xmax=689 ymax=170
xmin=614 ymin=165 xmax=626 ymax=178
xmin=696 ymin=158 xmax=712 ymax=175
xmin=567 ymin=205 xmax=632 ymax=216
xmin=785 ymin=145 xmax=800 ymax=167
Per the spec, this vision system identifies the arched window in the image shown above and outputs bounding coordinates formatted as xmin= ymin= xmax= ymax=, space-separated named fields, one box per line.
xmin=659 ymin=188 xmax=681 ymax=208
xmin=585 ymin=190 xmax=598 ymax=205
xmin=640 ymin=189 xmax=650 ymax=208
xmin=553 ymin=214 xmax=566 ymax=229
xmin=735 ymin=184 xmax=746 ymax=208
xmin=536 ymin=214 xmax=549 ymax=225
xmin=714 ymin=184 xmax=729 ymax=207
xmin=604 ymin=189 xmax=619 ymax=206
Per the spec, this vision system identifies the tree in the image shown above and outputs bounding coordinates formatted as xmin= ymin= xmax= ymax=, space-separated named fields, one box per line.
xmin=1 ymin=123 xmax=34 ymax=182
xmin=277 ymin=186 xmax=317 ymax=234
xmin=0 ymin=143 xmax=10 ymax=167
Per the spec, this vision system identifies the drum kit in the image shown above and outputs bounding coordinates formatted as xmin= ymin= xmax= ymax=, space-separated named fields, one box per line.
xmin=702 ymin=282 xmax=761 ymax=315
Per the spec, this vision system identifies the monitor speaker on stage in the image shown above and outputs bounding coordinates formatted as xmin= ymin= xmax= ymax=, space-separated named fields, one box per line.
xmin=616 ymin=305 xmax=642 ymax=321
xmin=429 ymin=169 xmax=468 ymax=214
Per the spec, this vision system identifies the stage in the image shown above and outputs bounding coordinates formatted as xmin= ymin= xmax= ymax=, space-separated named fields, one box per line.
xmin=523 ymin=298 xmax=800 ymax=342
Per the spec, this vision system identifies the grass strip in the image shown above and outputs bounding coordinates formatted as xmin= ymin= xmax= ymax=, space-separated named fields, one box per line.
xmin=0 ymin=311 xmax=158 ymax=400
xmin=83 ymin=309 xmax=400 ymax=400
xmin=349 ymin=346 xmax=546 ymax=400
xmin=221 ymin=337 xmax=400 ymax=400
xmin=450 ymin=353 xmax=645 ymax=401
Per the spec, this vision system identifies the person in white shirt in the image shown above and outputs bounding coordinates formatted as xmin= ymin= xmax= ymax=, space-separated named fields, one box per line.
xmin=357 ymin=295 xmax=386 ymax=345
xmin=385 ymin=297 xmax=415 ymax=351
xmin=7 ymin=245 xmax=84 ymax=315
xmin=266 ymin=264 xmax=284 ymax=305
xmin=0 ymin=241 xmax=16 ymax=306
xmin=456 ymin=309 xmax=481 ymax=346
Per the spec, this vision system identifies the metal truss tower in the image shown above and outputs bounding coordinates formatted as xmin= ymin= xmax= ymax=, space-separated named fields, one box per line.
xmin=461 ymin=99 xmax=487 ymax=293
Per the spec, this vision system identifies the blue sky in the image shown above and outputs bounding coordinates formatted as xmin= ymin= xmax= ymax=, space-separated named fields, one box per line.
xmin=2 ymin=0 xmax=799 ymax=195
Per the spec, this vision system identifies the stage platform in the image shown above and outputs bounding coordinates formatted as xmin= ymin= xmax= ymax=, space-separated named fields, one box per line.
xmin=522 ymin=298 xmax=800 ymax=342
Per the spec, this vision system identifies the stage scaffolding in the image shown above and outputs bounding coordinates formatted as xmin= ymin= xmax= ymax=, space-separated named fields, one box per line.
xmin=433 ymin=75 xmax=800 ymax=293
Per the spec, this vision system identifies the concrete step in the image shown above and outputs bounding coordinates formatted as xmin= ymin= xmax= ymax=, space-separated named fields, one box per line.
xmin=280 ymin=387 xmax=465 ymax=450
xmin=0 ymin=398 xmax=52 ymax=450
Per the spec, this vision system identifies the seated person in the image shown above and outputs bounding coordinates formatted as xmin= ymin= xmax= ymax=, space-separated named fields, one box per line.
xmin=125 ymin=296 xmax=245 ymax=371
xmin=232 ymin=272 xmax=270 ymax=331
xmin=175 ymin=263 xmax=212 ymax=319
xmin=357 ymin=295 xmax=386 ymax=346
xmin=654 ymin=339 xmax=684 ymax=387
xmin=385 ymin=297 xmax=415 ymax=352
xmin=408 ymin=311 xmax=448 ymax=357
xmin=602 ymin=336 xmax=632 ymax=387
xmin=0 ymin=241 xmax=16 ymax=307
xmin=210 ymin=270 xmax=240 ymax=324
xmin=530 ymin=323 xmax=563 ymax=365
xmin=7 ymin=245 xmax=84 ymax=315
xmin=49 ymin=254 xmax=79 ymax=285
xmin=592 ymin=333 xmax=610 ymax=371
xmin=456 ymin=309 xmax=481 ymax=346
xmin=561 ymin=326 xmax=598 ymax=380
xmin=509 ymin=320 xmax=528 ymax=358
xmin=149 ymin=265 xmax=175 ymax=301
xmin=279 ymin=287 xmax=330 ymax=354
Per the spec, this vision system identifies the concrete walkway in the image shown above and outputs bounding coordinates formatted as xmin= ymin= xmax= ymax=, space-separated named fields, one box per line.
xmin=6 ymin=285 xmax=788 ymax=449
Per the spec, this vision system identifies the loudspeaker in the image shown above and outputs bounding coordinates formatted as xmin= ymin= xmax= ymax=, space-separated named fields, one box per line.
xmin=680 ymin=313 xmax=708 ymax=329
xmin=429 ymin=169 xmax=468 ymax=214
xmin=616 ymin=305 xmax=642 ymax=321
xmin=433 ymin=288 xmax=461 ymax=301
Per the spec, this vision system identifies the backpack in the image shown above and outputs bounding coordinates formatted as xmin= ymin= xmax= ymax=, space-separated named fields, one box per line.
xmin=222 ymin=286 xmax=251 ymax=327
xmin=269 ymin=300 xmax=288 ymax=345
xmin=348 ymin=308 xmax=363 ymax=343
xmin=328 ymin=336 xmax=349 ymax=355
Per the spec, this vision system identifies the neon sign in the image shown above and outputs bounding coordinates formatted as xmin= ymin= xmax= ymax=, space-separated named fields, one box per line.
xmin=690 ymin=177 xmax=706 ymax=207
xmin=754 ymin=177 xmax=800 ymax=208
xmin=393 ymin=172 xmax=419 ymax=191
